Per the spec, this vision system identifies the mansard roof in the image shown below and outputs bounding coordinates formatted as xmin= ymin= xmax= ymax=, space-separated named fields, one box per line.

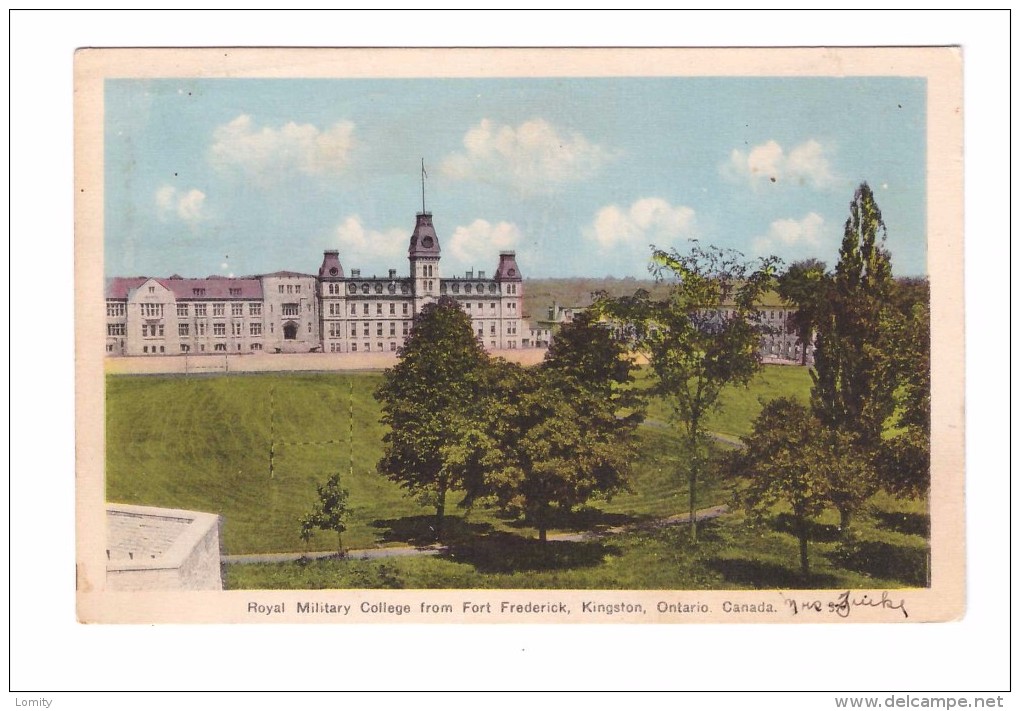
xmin=408 ymin=212 xmax=441 ymax=258
xmin=105 ymin=276 xmax=263 ymax=300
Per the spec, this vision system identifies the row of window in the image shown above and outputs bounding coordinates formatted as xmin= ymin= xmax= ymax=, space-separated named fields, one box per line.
xmin=277 ymin=284 xmax=304 ymax=294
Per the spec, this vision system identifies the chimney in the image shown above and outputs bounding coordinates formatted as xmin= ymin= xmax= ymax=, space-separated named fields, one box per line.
xmin=477 ymin=270 xmax=485 ymax=279
xmin=351 ymin=268 xmax=361 ymax=278
xmin=389 ymin=269 xmax=397 ymax=279
xmin=466 ymin=269 xmax=473 ymax=279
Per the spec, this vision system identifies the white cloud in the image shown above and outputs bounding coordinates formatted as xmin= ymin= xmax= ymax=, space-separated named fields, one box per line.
xmin=155 ymin=185 xmax=206 ymax=225
xmin=723 ymin=139 xmax=834 ymax=189
xmin=333 ymin=216 xmax=406 ymax=271
xmin=448 ymin=219 xmax=523 ymax=268
xmin=753 ymin=212 xmax=826 ymax=255
xmin=441 ymin=118 xmax=611 ymax=195
xmin=210 ymin=114 xmax=355 ymax=179
xmin=586 ymin=197 xmax=697 ymax=252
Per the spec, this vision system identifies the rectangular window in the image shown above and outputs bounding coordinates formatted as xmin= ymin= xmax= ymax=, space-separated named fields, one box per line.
xmin=107 ymin=323 xmax=126 ymax=336
xmin=287 ymin=285 xmax=293 ymax=294
xmin=196 ymin=322 xmax=206 ymax=336
xmin=490 ymin=303 xmax=496 ymax=310
xmin=193 ymin=288 xmax=206 ymax=297
xmin=178 ymin=323 xmax=189 ymax=337
xmin=402 ymin=322 xmax=409 ymax=335
xmin=351 ymin=304 xmax=357 ymax=315
xmin=390 ymin=342 xmax=397 ymax=351
xmin=351 ymin=324 xmax=358 ymax=337
xmin=282 ymin=303 xmax=299 ymax=316
xmin=251 ymin=343 xmax=262 ymax=351
xmin=376 ymin=303 xmax=382 ymax=315
xmin=140 ymin=303 xmax=163 ymax=318
xmin=176 ymin=303 xmax=189 ymax=318
xmin=249 ymin=303 xmax=262 ymax=316
xmin=215 ymin=343 xmax=227 ymax=352
xmin=466 ymin=303 xmax=472 ymax=311
xmin=389 ymin=323 xmax=395 ymax=336
xmin=295 ymin=285 xmax=301 ymax=294
xmin=377 ymin=342 xmax=383 ymax=351
xmin=250 ymin=323 xmax=262 ymax=336
xmin=195 ymin=303 xmax=207 ymax=317
xmin=490 ymin=324 xmax=496 ymax=335
xmin=106 ymin=302 xmax=126 ymax=318
xmin=148 ymin=286 xmax=155 ymax=294
xmin=232 ymin=322 xmax=242 ymax=336
xmin=351 ymin=343 xmax=357 ymax=352
xmin=363 ymin=304 xmax=369 ymax=315
xmin=279 ymin=285 xmax=284 ymax=294
xmin=232 ymin=303 xmax=243 ymax=316
xmin=363 ymin=324 xmax=369 ymax=337
xmin=229 ymin=288 xmax=241 ymax=296
xmin=402 ymin=303 xmax=409 ymax=315
xmin=213 ymin=323 xmax=226 ymax=336
xmin=377 ymin=324 xmax=383 ymax=337
xmin=389 ymin=303 xmax=395 ymax=315
xmin=213 ymin=303 xmax=225 ymax=317
xmin=364 ymin=343 xmax=371 ymax=352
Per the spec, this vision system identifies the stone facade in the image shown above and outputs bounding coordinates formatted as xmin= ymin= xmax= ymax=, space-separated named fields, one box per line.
xmin=106 ymin=503 xmax=223 ymax=591
xmin=105 ymin=211 xmax=525 ymax=356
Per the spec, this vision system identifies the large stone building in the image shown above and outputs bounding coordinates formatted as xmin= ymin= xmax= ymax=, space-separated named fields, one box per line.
xmin=105 ymin=211 xmax=525 ymax=356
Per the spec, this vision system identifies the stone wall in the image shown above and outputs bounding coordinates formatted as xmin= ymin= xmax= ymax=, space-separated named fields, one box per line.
xmin=106 ymin=504 xmax=223 ymax=592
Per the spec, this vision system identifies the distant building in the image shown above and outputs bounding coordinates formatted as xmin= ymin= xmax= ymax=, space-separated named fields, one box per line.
xmin=105 ymin=211 xmax=525 ymax=356
xmin=531 ymin=293 xmax=814 ymax=366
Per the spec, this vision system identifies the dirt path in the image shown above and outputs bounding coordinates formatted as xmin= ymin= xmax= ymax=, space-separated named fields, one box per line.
xmin=222 ymin=504 xmax=729 ymax=565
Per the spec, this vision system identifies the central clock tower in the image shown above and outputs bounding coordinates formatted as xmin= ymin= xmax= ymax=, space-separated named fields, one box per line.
xmin=408 ymin=211 xmax=441 ymax=314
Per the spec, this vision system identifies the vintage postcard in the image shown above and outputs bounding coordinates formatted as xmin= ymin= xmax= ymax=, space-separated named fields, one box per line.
xmin=75 ymin=47 xmax=963 ymax=624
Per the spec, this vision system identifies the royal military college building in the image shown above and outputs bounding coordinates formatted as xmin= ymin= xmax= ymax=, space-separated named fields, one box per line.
xmin=105 ymin=211 xmax=525 ymax=357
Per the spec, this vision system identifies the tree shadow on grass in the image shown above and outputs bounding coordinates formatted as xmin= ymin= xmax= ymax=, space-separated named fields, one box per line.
xmin=872 ymin=511 xmax=930 ymax=538
xmin=503 ymin=506 xmax=646 ymax=535
xmin=371 ymin=514 xmax=494 ymax=547
xmin=441 ymin=531 xmax=620 ymax=574
xmin=708 ymin=557 xmax=839 ymax=589
xmin=827 ymin=540 xmax=931 ymax=587
xmin=770 ymin=513 xmax=843 ymax=543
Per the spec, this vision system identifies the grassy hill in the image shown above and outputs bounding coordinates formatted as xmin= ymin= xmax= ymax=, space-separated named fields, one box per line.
xmin=106 ymin=366 xmax=928 ymax=589
xmin=107 ymin=371 xmax=731 ymax=555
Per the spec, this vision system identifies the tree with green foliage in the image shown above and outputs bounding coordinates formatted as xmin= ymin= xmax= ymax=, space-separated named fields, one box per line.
xmin=601 ymin=242 xmax=781 ymax=543
xmin=877 ymin=285 xmax=931 ymax=498
xmin=777 ymin=258 xmax=828 ymax=366
xmin=734 ymin=398 xmax=832 ymax=579
xmin=821 ymin=428 xmax=879 ymax=533
xmin=375 ymin=296 xmax=491 ymax=541
xmin=300 ymin=473 xmax=351 ymax=557
xmin=465 ymin=360 xmax=635 ymax=544
xmin=811 ymin=183 xmax=897 ymax=450
xmin=541 ymin=309 xmax=643 ymax=417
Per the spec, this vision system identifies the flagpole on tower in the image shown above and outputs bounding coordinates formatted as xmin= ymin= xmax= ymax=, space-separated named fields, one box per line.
xmin=421 ymin=158 xmax=427 ymax=214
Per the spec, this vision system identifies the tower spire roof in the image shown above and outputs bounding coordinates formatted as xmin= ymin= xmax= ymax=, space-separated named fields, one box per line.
xmin=408 ymin=211 xmax=441 ymax=258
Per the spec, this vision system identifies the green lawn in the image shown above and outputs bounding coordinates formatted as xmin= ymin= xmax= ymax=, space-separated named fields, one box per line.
xmin=106 ymin=372 xmax=727 ymax=554
xmin=107 ymin=366 xmax=928 ymax=590
xmin=637 ymin=363 xmax=813 ymax=438
xmin=226 ymin=491 xmax=929 ymax=591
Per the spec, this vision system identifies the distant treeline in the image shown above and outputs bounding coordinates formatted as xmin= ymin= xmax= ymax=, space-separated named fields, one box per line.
xmin=522 ymin=275 xmax=928 ymax=324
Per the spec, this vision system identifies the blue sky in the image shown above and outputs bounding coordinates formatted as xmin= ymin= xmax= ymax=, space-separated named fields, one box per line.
xmin=105 ymin=77 xmax=926 ymax=280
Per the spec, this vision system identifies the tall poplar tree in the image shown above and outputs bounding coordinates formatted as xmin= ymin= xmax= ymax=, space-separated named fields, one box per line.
xmin=811 ymin=183 xmax=897 ymax=450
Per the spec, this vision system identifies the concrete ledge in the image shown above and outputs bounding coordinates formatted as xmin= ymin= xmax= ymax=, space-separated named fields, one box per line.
xmin=106 ymin=503 xmax=223 ymax=591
